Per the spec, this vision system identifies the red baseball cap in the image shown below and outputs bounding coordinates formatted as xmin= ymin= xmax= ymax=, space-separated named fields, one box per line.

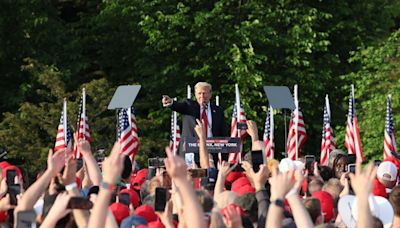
xmin=109 ymin=202 xmax=130 ymax=225
xmin=132 ymin=169 xmax=148 ymax=190
xmin=225 ymin=171 xmax=245 ymax=184
xmin=135 ymin=205 xmax=158 ymax=223
xmin=236 ymin=185 xmax=255 ymax=196
xmin=231 ymin=177 xmax=251 ymax=193
xmin=312 ymin=191 xmax=335 ymax=222
xmin=120 ymin=188 xmax=140 ymax=208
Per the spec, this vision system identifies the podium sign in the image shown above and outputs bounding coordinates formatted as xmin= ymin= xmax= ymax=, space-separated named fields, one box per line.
xmin=185 ymin=137 xmax=241 ymax=153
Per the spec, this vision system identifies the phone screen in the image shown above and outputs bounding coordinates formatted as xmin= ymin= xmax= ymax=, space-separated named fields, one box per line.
xmin=76 ymin=159 xmax=84 ymax=171
xmin=16 ymin=210 xmax=36 ymax=228
xmin=119 ymin=193 xmax=130 ymax=207
xmin=8 ymin=184 xmax=21 ymax=205
xmin=146 ymin=167 xmax=156 ymax=180
xmin=155 ymin=187 xmax=167 ymax=212
xmin=347 ymin=164 xmax=356 ymax=173
xmin=67 ymin=197 xmax=93 ymax=209
xmin=6 ymin=170 xmax=17 ymax=185
xmin=237 ymin=122 xmax=248 ymax=130
xmin=305 ymin=155 xmax=316 ymax=174
xmin=251 ymin=150 xmax=263 ymax=172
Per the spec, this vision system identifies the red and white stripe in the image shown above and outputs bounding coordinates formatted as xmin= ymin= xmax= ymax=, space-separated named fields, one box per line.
xmin=383 ymin=95 xmax=397 ymax=159
xmin=286 ymin=85 xmax=307 ymax=160
xmin=228 ymin=84 xmax=248 ymax=163
xmin=344 ymin=85 xmax=364 ymax=162
xmin=320 ymin=95 xmax=335 ymax=165
xmin=73 ymin=89 xmax=90 ymax=159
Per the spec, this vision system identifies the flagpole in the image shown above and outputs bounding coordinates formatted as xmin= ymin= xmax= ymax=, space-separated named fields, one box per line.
xmin=294 ymin=85 xmax=299 ymax=160
xmin=235 ymin=84 xmax=241 ymax=163
xmin=82 ymin=88 xmax=86 ymax=140
xmin=270 ymin=105 xmax=274 ymax=159
xmin=187 ymin=85 xmax=191 ymax=99
xmin=173 ymin=98 xmax=178 ymax=155
xmin=63 ymin=98 xmax=67 ymax=147
xmin=351 ymin=84 xmax=356 ymax=149
xmin=216 ymin=95 xmax=219 ymax=106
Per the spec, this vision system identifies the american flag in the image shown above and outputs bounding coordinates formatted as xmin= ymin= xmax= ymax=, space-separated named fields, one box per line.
xmin=228 ymin=84 xmax=248 ymax=163
xmin=73 ymin=95 xmax=90 ymax=159
xmin=286 ymin=85 xmax=307 ymax=160
xmin=320 ymin=95 xmax=335 ymax=165
xmin=263 ymin=106 xmax=275 ymax=159
xmin=54 ymin=101 xmax=72 ymax=152
xmin=169 ymin=110 xmax=181 ymax=155
xmin=383 ymin=95 xmax=397 ymax=159
xmin=344 ymin=85 xmax=364 ymax=162
xmin=129 ymin=107 xmax=140 ymax=162
xmin=118 ymin=109 xmax=137 ymax=156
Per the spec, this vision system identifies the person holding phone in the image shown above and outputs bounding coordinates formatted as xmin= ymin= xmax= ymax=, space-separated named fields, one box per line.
xmin=328 ymin=150 xmax=349 ymax=179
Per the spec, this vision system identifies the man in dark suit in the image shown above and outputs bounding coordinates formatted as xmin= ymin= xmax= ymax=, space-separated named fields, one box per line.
xmin=162 ymin=82 xmax=227 ymax=165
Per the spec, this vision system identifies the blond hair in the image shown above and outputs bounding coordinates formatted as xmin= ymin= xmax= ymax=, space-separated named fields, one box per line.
xmin=194 ymin=82 xmax=212 ymax=92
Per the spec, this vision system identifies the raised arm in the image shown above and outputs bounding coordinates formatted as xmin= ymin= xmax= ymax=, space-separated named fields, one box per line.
xmin=214 ymin=161 xmax=236 ymax=197
xmin=194 ymin=119 xmax=209 ymax=168
xmin=242 ymin=162 xmax=270 ymax=227
xmin=266 ymin=170 xmax=294 ymax=228
xmin=349 ymin=162 xmax=377 ymax=228
xmin=286 ymin=170 xmax=314 ymax=228
xmin=246 ymin=120 xmax=264 ymax=151
xmin=75 ymin=133 xmax=102 ymax=186
xmin=164 ymin=147 xmax=206 ymax=228
xmin=59 ymin=158 xmax=89 ymax=227
xmin=87 ymin=142 xmax=125 ymax=228
xmin=16 ymin=149 xmax=67 ymax=212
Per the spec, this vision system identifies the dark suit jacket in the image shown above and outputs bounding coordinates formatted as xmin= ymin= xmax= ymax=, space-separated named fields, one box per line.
xmin=170 ymin=99 xmax=227 ymax=137
xmin=170 ymin=99 xmax=228 ymax=162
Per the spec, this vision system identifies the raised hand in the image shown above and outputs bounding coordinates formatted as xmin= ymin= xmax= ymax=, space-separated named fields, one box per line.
xmin=349 ymin=162 xmax=377 ymax=197
xmin=74 ymin=132 xmax=91 ymax=157
xmin=194 ymin=119 xmax=206 ymax=140
xmin=162 ymin=95 xmax=173 ymax=106
xmin=219 ymin=161 xmax=236 ymax=179
xmin=222 ymin=204 xmax=243 ymax=228
xmin=269 ymin=170 xmax=295 ymax=200
xmin=246 ymin=120 xmax=259 ymax=141
xmin=164 ymin=147 xmax=187 ymax=180
xmin=102 ymin=142 xmax=125 ymax=184
xmin=59 ymin=157 xmax=77 ymax=185
xmin=47 ymin=149 xmax=67 ymax=176
xmin=242 ymin=161 xmax=269 ymax=190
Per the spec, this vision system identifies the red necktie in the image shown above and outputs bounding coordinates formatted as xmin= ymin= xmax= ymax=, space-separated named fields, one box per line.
xmin=202 ymin=108 xmax=208 ymax=138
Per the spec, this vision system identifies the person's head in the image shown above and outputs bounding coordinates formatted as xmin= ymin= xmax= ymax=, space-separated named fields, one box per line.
xmin=389 ymin=186 xmax=400 ymax=217
xmin=377 ymin=161 xmax=398 ymax=189
xmin=319 ymin=166 xmax=333 ymax=181
xmin=234 ymin=193 xmax=258 ymax=223
xmin=214 ymin=191 xmax=238 ymax=209
xmin=312 ymin=191 xmax=335 ymax=223
xmin=194 ymin=82 xmax=212 ymax=107
xmin=322 ymin=178 xmax=343 ymax=206
xmin=303 ymin=197 xmax=323 ymax=225
xmin=308 ymin=179 xmax=324 ymax=196
xmin=195 ymin=190 xmax=214 ymax=213
xmin=328 ymin=150 xmax=348 ymax=178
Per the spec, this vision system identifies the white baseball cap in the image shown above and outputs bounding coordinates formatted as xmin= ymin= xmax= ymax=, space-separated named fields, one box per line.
xmin=377 ymin=161 xmax=398 ymax=181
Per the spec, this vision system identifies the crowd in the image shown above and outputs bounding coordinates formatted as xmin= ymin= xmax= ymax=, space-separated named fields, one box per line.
xmin=0 ymin=118 xmax=399 ymax=228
